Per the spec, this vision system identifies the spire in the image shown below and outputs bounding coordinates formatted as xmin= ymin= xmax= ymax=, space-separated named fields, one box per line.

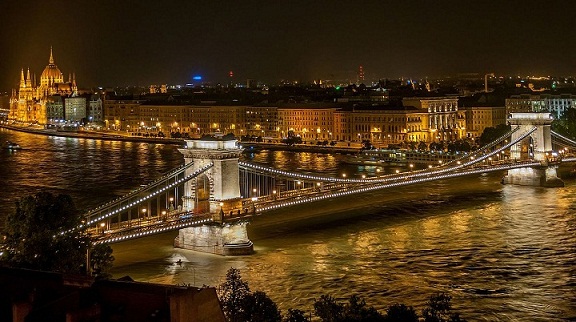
xmin=49 ymin=46 xmax=54 ymax=65
xmin=72 ymin=72 xmax=77 ymax=96
xmin=20 ymin=69 xmax=25 ymax=87
xmin=26 ymin=68 xmax=31 ymax=87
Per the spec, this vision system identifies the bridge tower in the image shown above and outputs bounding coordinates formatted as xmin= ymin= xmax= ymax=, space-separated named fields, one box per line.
xmin=502 ymin=112 xmax=564 ymax=187
xmin=175 ymin=136 xmax=253 ymax=255
xmin=178 ymin=137 xmax=243 ymax=213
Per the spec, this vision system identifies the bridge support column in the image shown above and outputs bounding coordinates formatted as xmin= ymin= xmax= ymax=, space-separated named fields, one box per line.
xmin=503 ymin=112 xmax=564 ymax=187
xmin=174 ymin=222 xmax=253 ymax=256
xmin=502 ymin=166 xmax=564 ymax=187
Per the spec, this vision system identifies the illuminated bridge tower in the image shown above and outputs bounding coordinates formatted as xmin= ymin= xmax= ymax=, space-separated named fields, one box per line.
xmin=502 ymin=112 xmax=564 ymax=187
xmin=175 ymin=136 xmax=253 ymax=255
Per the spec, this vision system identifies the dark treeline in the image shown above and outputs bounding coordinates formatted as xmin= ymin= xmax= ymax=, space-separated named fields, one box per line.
xmin=217 ymin=268 xmax=466 ymax=322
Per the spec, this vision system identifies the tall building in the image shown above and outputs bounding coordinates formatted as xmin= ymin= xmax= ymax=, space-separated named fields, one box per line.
xmin=358 ymin=65 xmax=365 ymax=83
xmin=9 ymin=48 xmax=78 ymax=125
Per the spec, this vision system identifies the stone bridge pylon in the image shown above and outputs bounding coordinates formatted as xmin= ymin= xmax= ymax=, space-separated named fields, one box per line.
xmin=175 ymin=135 xmax=253 ymax=255
xmin=502 ymin=112 xmax=564 ymax=187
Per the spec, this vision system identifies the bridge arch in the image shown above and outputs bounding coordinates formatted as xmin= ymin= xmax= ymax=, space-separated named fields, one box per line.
xmin=508 ymin=112 xmax=554 ymax=162
xmin=503 ymin=112 xmax=563 ymax=187
xmin=178 ymin=137 xmax=243 ymax=214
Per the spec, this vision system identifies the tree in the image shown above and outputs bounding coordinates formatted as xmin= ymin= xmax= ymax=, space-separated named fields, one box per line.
xmin=418 ymin=141 xmax=428 ymax=152
xmin=384 ymin=303 xmax=418 ymax=322
xmin=422 ymin=293 xmax=466 ymax=322
xmin=284 ymin=309 xmax=309 ymax=322
xmin=218 ymin=268 xmax=283 ymax=322
xmin=313 ymin=295 xmax=344 ymax=322
xmin=242 ymin=291 xmax=282 ymax=322
xmin=282 ymin=136 xmax=303 ymax=146
xmin=343 ymin=295 xmax=385 ymax=321
xmin=407 ymin=141 xmax=417 ymax=151
xmin=218 ymin=268 xmax=251 ymax=322
xmin=478 ymin=124 xmax=511 ymax=147
xmin=1 ymin=192 xmax=114 ymax=276
xmin=90 ymin=243 xmax=115 ymax=279
xmin=429 ymin=141 xmax=443 ymax=152
xmin=552 ymin=108 xmax=576 ymax=140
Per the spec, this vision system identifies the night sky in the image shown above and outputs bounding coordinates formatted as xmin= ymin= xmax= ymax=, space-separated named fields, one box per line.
xmin=0 ymin=0 xmax=574 ymax=90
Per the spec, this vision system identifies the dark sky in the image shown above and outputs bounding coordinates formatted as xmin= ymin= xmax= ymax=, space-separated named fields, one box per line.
xmin=1 ymin=0 xmax=574 ymax=90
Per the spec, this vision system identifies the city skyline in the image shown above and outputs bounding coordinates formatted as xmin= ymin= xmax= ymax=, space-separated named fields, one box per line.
xmin=1 ymin=0 xmax=575 ymax=91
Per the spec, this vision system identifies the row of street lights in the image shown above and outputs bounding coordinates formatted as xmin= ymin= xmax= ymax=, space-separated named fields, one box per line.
xmin=99 ymin=196 xmax=177 ymax=234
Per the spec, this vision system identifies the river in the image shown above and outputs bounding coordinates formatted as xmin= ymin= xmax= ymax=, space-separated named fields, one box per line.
xmin=1 ymin=128 xmax=575 ymax=321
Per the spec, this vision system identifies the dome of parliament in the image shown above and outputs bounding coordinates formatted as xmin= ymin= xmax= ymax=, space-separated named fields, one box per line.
xmin=40 ymin=48 xmax=63 ymax=84
xmin=41 ymin=64 xmax=63 ymax=80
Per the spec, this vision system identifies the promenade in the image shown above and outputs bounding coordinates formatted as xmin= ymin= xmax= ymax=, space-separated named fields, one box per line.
xmin=0 ymin=123 xmax=185 ymax=145
xmin=0 ymin=122 xmax=362 ymax=154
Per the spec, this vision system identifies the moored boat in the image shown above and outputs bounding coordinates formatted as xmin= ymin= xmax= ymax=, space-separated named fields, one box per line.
xmin=2 ymin=141 xmax=22 ymax=150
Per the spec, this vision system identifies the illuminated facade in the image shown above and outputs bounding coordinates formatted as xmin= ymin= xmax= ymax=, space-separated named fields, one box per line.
xmin=277 ymin=105 xmax=336 ymax=141
xmin=103 ymin=97 xmax=466 ymax=145
xmin=346 ymin=108 xmax=430 ymax=146
xmin=506 ymin=94 xmax=576 ymax=119
xmin=9 ymin=48 xmax=78 ymax=124
xmin=460 ymin=106 xmax=506 ymax=138
xmin=402 ymin=97 xmax=464 ymax=142
xmin=103 ymin=102 xmax=279 ymax=138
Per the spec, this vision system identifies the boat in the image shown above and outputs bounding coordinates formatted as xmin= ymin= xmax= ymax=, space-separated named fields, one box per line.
xmin=2 ymin=141 xmax=22 ymax=150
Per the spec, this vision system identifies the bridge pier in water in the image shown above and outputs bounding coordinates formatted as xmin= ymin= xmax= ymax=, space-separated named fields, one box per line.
xmin=502 ymin=112 xmax=564 ymax=187
xmin=175 ymin=221 xmax=253 ymax=256
xmin=176 ymin=136 xmax=254 ymax=255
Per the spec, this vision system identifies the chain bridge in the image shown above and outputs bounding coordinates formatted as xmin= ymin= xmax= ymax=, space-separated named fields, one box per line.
xmin=79 ymin=112 xmax=576 ymax=255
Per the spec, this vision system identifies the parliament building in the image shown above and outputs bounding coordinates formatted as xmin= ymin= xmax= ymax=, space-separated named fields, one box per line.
xmin=9 ymin=48 xmax=79 ymax=125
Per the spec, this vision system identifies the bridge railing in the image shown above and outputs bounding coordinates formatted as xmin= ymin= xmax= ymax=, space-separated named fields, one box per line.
xmin=84 ymin=163 xmax=214 ymax=226
xmin=253 ymin=159 xmax=541 ymax=214
xmin=86 ymin=160 xmax=195 ymax=214
xmin=551 ymin=131 xmax=576 ymax=148
xmin=94 ymin=213 xmax=215 ymax=244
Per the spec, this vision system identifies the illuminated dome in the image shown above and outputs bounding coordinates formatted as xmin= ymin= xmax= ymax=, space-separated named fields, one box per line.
xmin=40 ymin=48 xmax=64 ymax=86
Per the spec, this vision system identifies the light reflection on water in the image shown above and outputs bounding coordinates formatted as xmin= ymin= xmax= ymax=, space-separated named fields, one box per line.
xmin=1 ymin=129 xmax=575 ymax=321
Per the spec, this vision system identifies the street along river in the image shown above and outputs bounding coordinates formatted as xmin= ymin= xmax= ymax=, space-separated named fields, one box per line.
xmin=1 ymin=128 xmax=575 ymax=321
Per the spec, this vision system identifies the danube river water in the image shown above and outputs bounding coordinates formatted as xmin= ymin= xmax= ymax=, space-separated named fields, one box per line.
xmin=1 ymin=128 xmax=575 ymax=321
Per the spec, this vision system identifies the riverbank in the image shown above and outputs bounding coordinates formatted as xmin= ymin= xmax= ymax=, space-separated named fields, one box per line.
xmin=1 ymin=123 xmax=363 ymax=154
xmin=0 ymin=123 xmax=185 ymax=145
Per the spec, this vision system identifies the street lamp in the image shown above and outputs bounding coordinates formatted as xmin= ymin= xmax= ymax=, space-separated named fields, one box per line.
xmin=272 ymin=190 xmax=277 ymax=199
xmin=142 ymin=208 xmax=147 ymax=223
xmin=100 ymin=222 xmax=105 ymax=234
xmin=169 ymin=197 xmax=174 ymax=211
xmin=251 ymin=197 xmax=257 ymax=213
xmin=161 ymin=210 xmax=167 ymax=221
